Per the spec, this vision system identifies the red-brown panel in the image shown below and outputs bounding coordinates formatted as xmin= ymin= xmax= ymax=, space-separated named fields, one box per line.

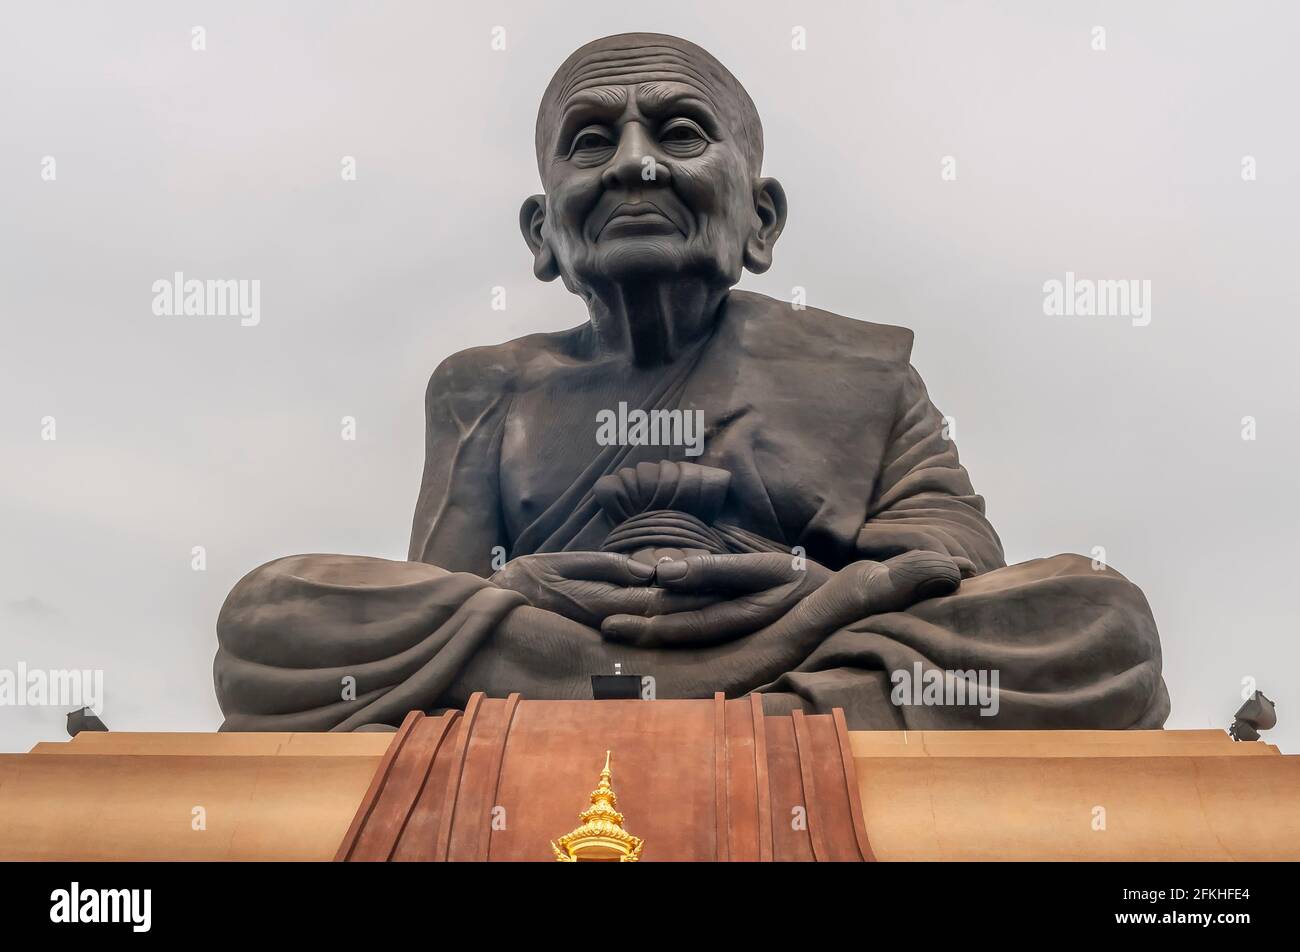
xmin=750 ymin=694 xmax=774 ymax=862
xmin=337 ymin=697 xmax=868 ymax=862
xmin=764 ymin=715 xmax=815 ymax=862
xmin=723 ymin=697 xmax=760 ymax=861
xmin=431 ymin=692 xmax=484 ymax=860
xmin=713 ymin=693 xmax=729 ymax=862
xmin=833 ymin=707 xmax=876 ymax=862
xmin=344 ymin=710 xmax=459 ymax=861
xmin=390 ymin=714 xmax=462 ymax=861
xmin=797 ymin=711 xmax=868 ymax=861
xmin=487 ymin=698 xmax=718 ymax=861
xmin=445 ymin=694 xmax=521 ymax=861
xmin=334 ymin=709 xmax=422 ymax=861
xmin=791 ymin=710 xmax=831 ymax=861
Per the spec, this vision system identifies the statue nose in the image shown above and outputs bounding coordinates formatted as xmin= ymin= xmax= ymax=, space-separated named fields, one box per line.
xmin=600 ymin=123 xmax=669 ymax=189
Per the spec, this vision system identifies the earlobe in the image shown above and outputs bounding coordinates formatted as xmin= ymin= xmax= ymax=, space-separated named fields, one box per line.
xmin=519 ymin=194 xmax=560 ymax=282
xmin=743 ymin=177 xmax=788 ymax=275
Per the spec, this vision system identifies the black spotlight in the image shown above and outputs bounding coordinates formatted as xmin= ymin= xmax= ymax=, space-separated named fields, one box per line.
xmin=66 ymin=706 xmax=108 ymax=738
xmin=1229 ymin=691 xmax=1276 ymax=742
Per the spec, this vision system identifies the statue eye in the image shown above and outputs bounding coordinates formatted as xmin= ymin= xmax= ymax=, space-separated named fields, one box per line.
xmin=658 ymin=120 xmax=708 ymax=153
xmin=572 ymin=129 xmax=613 ymax=152
xmin=662 ymin=126 xmax=700 ymax=141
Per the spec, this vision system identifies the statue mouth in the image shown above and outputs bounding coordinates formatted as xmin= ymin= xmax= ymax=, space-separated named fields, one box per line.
xmin=597 ymin=201 xmax=684 ymax=239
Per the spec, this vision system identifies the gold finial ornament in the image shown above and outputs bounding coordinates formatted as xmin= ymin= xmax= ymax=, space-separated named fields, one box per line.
xmin=550 ymin=751 xmax=644 ymax=862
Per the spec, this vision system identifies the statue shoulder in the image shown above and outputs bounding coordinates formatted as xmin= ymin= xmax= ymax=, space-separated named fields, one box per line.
xmin=424 ymin=328 xmax=579 ymax=410
xmin=725 ymin=290 xmax=915 ymax=365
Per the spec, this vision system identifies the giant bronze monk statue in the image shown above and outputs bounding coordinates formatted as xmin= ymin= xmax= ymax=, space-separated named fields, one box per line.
xmin=215 ymin=33 xmax=1169 ymax=732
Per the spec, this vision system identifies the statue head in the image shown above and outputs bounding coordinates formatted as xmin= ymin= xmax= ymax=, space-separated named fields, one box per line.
xmin=520 ymin=33 xmax=787 ymax=297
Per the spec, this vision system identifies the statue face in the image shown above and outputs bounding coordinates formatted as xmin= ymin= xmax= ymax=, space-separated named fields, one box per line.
xmin=522 ymin=38 xmax=786 ymax=292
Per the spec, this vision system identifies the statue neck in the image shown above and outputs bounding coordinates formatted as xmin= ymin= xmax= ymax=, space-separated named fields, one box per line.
xmin=584 ymin=279 xmax=727 ymax=367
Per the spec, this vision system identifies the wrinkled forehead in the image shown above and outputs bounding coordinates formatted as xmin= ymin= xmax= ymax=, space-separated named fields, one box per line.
xmin=554 ymin=40 xmax=731 ymax=109
xmin=536 ymin=34 xmax=761 ymax=173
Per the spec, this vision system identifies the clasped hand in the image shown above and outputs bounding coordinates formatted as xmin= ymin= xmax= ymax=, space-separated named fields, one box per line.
xmin=490 ymin=550 xmax=960 ymax=648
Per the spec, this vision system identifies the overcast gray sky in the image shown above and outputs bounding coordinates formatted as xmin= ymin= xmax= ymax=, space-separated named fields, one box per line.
xmin=2 ymin=1 xmax=1297 ymax=751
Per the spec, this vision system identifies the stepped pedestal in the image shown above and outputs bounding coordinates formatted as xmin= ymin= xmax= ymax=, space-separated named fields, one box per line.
xmin=2 ymin=693 xmax=1295 ymax=861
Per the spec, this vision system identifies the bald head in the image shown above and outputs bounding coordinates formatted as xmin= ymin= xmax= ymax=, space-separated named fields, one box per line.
xmin=520 ymin=33 xmax=787 ymax=293
xmin=535 ymin=33 xmax=764 ymax=177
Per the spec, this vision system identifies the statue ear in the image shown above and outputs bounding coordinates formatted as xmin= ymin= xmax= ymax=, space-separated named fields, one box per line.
xmin=743 ymin=177 xmax=788 ymax=275
xmin=519 ymin=194 xmax=560 ymax=282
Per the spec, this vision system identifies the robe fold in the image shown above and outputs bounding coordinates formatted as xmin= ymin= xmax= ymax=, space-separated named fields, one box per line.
xmin=215 ymin=291 xmax=1169 ymax=731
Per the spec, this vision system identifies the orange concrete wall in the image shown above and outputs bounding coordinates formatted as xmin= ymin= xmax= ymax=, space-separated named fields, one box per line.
xmin=850 ymin=731 xmax=1298 ymax=860
xmin=0 ymin=732 xmax=390 ymax=861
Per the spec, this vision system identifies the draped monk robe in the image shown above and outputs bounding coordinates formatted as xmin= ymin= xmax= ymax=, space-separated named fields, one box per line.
xmin=215 ymin=291 xmax=1169 ymax=731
